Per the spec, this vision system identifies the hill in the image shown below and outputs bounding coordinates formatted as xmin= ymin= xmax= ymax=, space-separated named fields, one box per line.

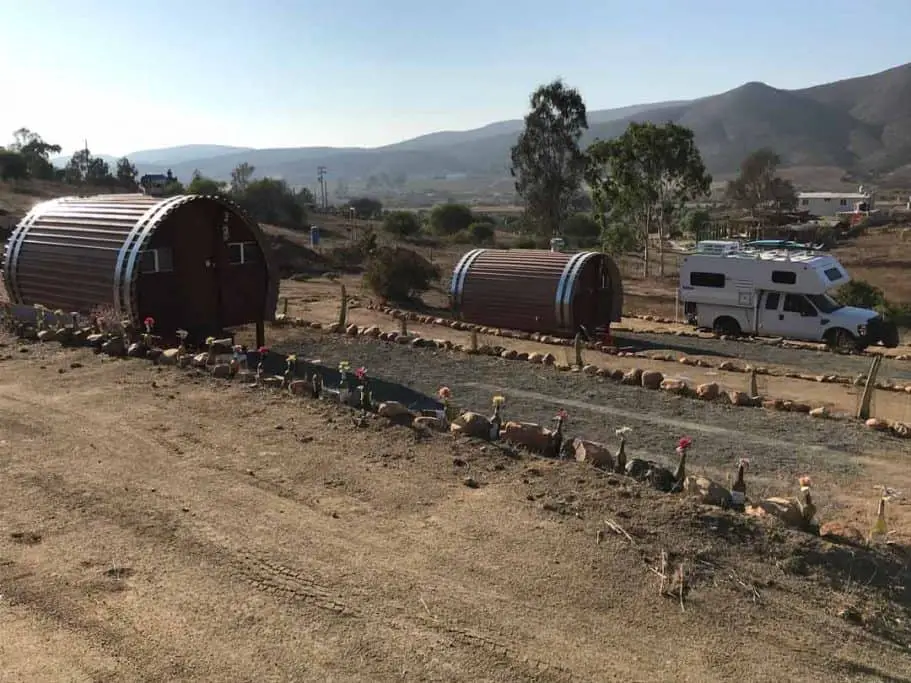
xmin=45 ymin=63 xmax=911 ymax=196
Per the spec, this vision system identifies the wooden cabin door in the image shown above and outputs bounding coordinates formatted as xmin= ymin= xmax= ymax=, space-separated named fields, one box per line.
xmin=171 ymin=205 xmax=221 ymax=334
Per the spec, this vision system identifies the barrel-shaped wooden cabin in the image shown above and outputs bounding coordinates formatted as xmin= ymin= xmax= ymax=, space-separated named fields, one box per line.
xmin=450 ymin=248 xmax=623 ymax=336
xmin=2 ymin=194 xmax=278 ymax=342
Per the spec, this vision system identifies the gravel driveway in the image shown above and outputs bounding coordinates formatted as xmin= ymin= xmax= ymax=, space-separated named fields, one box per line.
xmin=276 ymin=332 xmax=911 ymax=478
xmin=620 ymin=330 xmax=911 ymax=382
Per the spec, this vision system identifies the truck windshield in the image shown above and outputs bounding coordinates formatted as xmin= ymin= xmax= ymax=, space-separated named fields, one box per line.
xmin=807 ymin=293 xmax=843 ymax=313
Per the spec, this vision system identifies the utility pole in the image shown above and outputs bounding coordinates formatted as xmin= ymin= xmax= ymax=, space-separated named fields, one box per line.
xmin=317 ymin=166 xmax=328 ymax=211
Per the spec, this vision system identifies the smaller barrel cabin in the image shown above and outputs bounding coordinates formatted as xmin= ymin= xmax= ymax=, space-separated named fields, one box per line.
xmin=450 ymin=248 xmax=623 ymax=336
xmin=2 ymin=193 xmax=278 ymax=344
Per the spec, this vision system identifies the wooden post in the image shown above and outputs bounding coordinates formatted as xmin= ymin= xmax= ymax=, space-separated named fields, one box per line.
xmin=469 ymin=328 xmax=478 ymax=352
xmin=574 ymin=333 xmax=584 ymax=368
xmin=857 ymin=355 xmax=882 ymax=420
xmin=281 ymin=297 xmax=289 ymax=316
xmin=749 ymin=369 xmax=758 ymax=398
xmin=338 ymin=284 xmax=348 ymax=328
xmin=255 ymin=320 xmax=265 ymax=349
xmin=399 ymin=316 xmax=408 ymax=335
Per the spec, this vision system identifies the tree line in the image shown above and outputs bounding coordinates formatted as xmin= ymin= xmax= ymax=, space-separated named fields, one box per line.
xmin=509 ymin=80 xmax=798 ymax=275
xmin=0 ymin=128 xmax=316 ymax=231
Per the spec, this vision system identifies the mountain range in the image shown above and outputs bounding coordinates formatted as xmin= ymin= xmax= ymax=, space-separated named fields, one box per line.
xmin=52 ymin=62 xmax=911 ymax=194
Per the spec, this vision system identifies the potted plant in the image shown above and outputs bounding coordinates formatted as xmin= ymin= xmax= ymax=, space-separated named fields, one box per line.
xmin=354 ymin=366 xmax=372 ymax=411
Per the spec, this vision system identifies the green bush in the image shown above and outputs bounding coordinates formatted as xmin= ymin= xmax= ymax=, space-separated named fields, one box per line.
xmin=382 ymin=210 xmax=421 ymax=239
xmin=467 ymin=222 xmax=495 ymax=245
xmin=363 ymin=247 xmax=440 ymax=302
xmin=560 ymin=213 xmax=600 ymax=248
xmin=430 ymin=203 xmax=474 ymax=235
xmin=514 ymin=235 xmax=550 ymax=249
xmin=837 ymin=279 xmax=911 ymax=327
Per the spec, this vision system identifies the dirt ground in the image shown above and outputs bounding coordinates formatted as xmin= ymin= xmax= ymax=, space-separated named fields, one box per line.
xmin=1 ymin=335 xmax=910 ymax=682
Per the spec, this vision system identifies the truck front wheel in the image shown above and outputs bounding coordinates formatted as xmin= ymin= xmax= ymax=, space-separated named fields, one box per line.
xmin=826 ymin=328 xmax=862 ymax=353
xmin=712 ymin=317 xmax=741 ymax=337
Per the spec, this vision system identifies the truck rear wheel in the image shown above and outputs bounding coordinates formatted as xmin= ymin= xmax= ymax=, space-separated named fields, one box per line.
xmin=712 ymin=317 xmax=741 ymax=337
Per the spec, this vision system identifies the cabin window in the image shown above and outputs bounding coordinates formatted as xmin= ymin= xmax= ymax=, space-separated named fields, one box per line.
xmin=823 ymin=198 xmax=831 ymax=203
xmin=139 ymin=247 xmax=174 ymax=274
xmin=824 ymin=267 xmax=843 ymax=282
xmin=771 ymin=270 xmax=797 ymax=285
xmin=764 ymin=293 xmax=780 ymax=310
xmin=228 ymin=241 xmax=261 ymax=265
xmin=800 ymin=199 xmax=809 ymax=206
xmin=839 ymin=199 xmax=848 ymax=206
xmin=689 ymin=272 xmax=725 ymax=288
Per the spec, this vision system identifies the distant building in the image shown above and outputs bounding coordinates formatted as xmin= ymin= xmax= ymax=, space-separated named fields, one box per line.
xmin=797 ymin=186 xmax=873 ymax=217
xmin=140 ymin=173 xmax=169 ymax=197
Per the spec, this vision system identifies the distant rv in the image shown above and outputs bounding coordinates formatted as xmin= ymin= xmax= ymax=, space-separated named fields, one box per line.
xmin=679 ymin=240 xmax=898 ymax=351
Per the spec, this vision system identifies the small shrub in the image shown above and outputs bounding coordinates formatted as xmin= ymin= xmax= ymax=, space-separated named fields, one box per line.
xmin=382 ymin=211 xmax=421 ymax=239
xmin=467 ymin=222 xmax=495 ymax=245
xmin=363 ymin=247 xmax=440 ymax=302
xmin=515 ymin=235 xmax=550 ymax=249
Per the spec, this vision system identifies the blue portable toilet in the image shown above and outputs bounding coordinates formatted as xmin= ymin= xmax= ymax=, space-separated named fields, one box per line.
xmin=310 ymin=225 xmax=320 ymax=247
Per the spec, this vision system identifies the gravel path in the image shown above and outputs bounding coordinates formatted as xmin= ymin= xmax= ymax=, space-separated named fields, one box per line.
xmin=277 ymin=332 xmax=911 ymax=477
xmin=620 ymin=330 xmax=911 ymax=381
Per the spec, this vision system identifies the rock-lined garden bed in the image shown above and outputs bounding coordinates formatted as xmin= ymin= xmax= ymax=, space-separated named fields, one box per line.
xmin=269 ymin=313 xmax=911 ymax=441
xmin=347 ymin=303 xmax=911 ymax=392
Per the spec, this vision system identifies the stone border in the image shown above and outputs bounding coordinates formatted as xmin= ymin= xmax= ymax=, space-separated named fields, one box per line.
xmin=269 ymin=314 xmax=911 ymax=440
xmin=319 ymin=304 xmax=911 ymax=394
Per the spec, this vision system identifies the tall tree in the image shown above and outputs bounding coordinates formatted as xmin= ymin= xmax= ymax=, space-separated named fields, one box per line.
xmin=725 ymin=148 xmax=797 ymax=215
xmin=230 ymin=162 xmax=255 ymax=194
xmin=9 ymin=128 xmax=61 ymax=180
xmin=116 ymin=157 xmax=139 ymax=189
xmin=587 ymin=122 xmax=711 ymax=276
xmin=510 ymin=80 xmax=588 ymax=237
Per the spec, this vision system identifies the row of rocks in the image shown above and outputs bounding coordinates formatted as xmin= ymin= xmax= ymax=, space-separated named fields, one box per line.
xmin=347 ymin=304 xmax=911 ymax=393
xmin=297 ymin=318 xmax=911 ymax=434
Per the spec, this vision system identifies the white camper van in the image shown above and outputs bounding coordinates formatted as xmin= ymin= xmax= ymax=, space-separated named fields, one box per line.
xmin=678 ymin=241 xmax=898 ymax=350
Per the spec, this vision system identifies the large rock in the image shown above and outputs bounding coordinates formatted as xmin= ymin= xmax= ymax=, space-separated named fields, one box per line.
xmin=621 ymin=368 xmax=643 ymax=386
xmin=414 ymin=416 xmax=447 ymax=432
xmin=746 ymin=497 xmax=805 ymax=528
xmin=684 ymin=476 xmax=731 ymax=507
xmin=37 ymin=329 xmax=57 ymax=342
xmin=288 ymin=379 xmax=308 ymax=395
xmin=211 ymin=363 xmax=233 ymax=378
xmin=727 ymin=390 xmax=753 ymax=407
xmin=361 ymin=325 xmax=381 ymax=338
xmin=192 ymin=352 xmax=209 ymax=368
xmin=126 ymin=342 xmax=147 ymax=358
xmin=660 ymin=378 xmax=688 ymax=395
xmin=865 ymin=417 xmax=889 ymax=431
xmin=695 ymin=382 xmax=719 ymax=400
xmin=502 ymin=421 xmax=553 ymax=453
xmin=626 ymin=459 xmax=676 ymax=492
xmin=641 ymin=370 xmax=663 ymax=390
xmin=449 ymin=412 xmax=492 ymax=439
xmin=101 ymin=337 xmax=126 ymax=357
xmin=573 ymin=439 xmax=614 ymax=469
xmin=377 ymin=401 xmax=414 ymax=420
xmin=159 ymin=348 xmax=180 ymax=365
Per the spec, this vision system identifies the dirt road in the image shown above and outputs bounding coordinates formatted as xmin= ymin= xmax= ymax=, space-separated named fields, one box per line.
xmin=1 ymin=340 xmax=909 ymax=682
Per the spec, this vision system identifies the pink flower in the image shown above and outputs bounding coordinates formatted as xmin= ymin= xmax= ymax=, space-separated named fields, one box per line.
xmin=555 ymin=408 xmax=568 ymax=420
xmin=677 ymin=436 xmax=693 ymax=451
xmin=438 ymin=386 xmax=451 ymax=400
xmin=143 ymin=316 xmax=155 ymax=328
xmin=354 ymin=367 xmax=367 ymax=380
xmin=258 ymin=346 xmax=269 ymax=355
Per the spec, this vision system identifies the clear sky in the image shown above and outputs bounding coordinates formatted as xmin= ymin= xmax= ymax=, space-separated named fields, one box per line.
xmin=2 ymin=0 xmax=910 ymax=157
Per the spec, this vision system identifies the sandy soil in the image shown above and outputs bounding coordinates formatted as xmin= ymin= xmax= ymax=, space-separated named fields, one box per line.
xmin=0 ymin=335 xmax=909 ymax=682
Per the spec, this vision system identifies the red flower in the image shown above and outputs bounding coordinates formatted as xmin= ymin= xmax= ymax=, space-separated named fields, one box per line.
xmin=556 ymin=408 xmax=568 ymax=420
xmin=258 ymin=346 xmax=269 ymax=355
xmin=677 ymin=436 xmax=693 ymax=451
xmin=354 ymin=367 xmax=367 ymax=380
xmin=143 ymin=316 xmax=155 ymax=328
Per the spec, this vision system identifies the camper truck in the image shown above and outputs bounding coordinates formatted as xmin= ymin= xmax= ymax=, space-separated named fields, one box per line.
xmin=679 ymin=241 xmax=898 ymax=350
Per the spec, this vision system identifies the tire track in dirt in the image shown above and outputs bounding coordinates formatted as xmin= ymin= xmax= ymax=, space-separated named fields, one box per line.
xmin=0 ymin=388 xmax=577 ymax=682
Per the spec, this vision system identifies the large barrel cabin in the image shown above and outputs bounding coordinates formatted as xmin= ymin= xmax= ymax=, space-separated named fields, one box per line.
xmin=2 ymin=193 xmax=278 ymax=344
xmin=450 ymin=248 xmax=624 ymax=337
